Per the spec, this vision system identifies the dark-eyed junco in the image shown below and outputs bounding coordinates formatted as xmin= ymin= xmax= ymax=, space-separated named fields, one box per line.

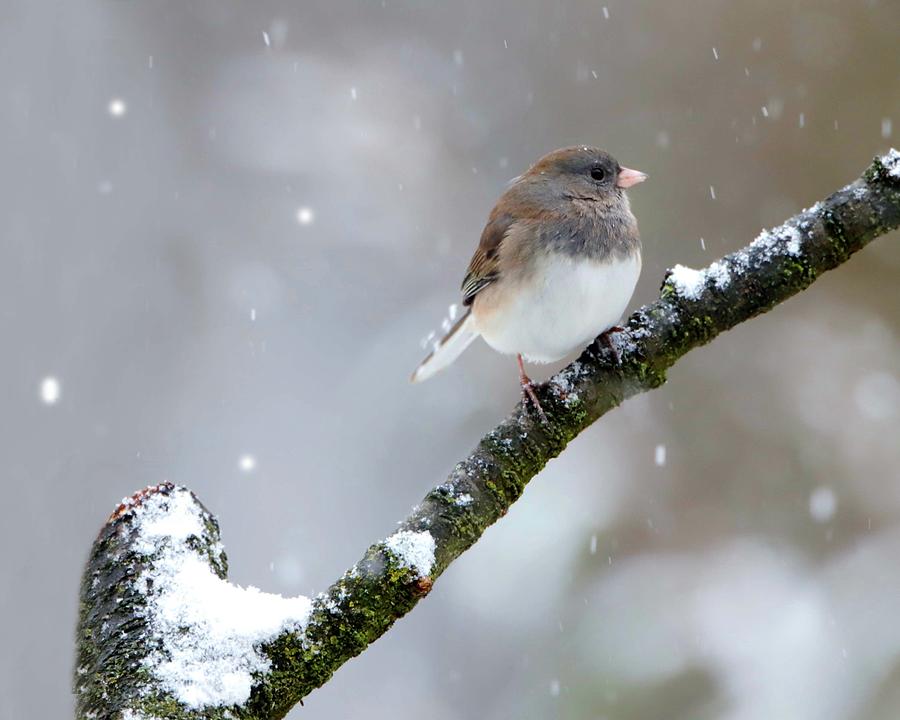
xmin=412 ymin=146 xmax=646 ymax=417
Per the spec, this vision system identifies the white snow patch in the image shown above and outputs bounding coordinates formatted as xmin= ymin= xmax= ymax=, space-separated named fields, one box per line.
xmin=122 ymin=711 xmax=162 ymax=720
xmin=551 ymin=370 xmax=582 ymax=406
xmin=133 ymin=488 xmax=311 ymax=709
xmin=455 ymin=493 xmax=474 ymax=507
xmin=384 ymin=529 xmax=436 ymax=577
xmin=669 ymin=264 xmax=705 ymax=300
xmin=751 ymin=222 xmax=803 ymax=259
xmin=883 ymin=148 xmax=900 ymax=179
xmin=706 ymin=261 xmax=731 ymax=290
xmin=669 ymin=259 xmax=731 ymax=300
xmin=784 ymin=226 xmax=803 ymax=256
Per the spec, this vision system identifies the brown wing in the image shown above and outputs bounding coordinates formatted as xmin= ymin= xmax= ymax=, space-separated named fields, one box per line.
xmin=461 ymin=209 xmax=515 ymax=306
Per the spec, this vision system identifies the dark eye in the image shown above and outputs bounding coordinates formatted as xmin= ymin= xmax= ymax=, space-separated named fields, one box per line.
xmin=590 ymin=167 xmax=606 ymax=182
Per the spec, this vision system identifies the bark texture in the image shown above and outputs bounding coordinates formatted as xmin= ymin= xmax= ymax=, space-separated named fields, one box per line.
xmin=76 ymin=151 xmax=900 ymax=719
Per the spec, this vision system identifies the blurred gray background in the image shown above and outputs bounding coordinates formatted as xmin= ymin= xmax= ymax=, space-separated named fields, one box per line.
xmin=2 ymin=1 xmax=899 ymax=718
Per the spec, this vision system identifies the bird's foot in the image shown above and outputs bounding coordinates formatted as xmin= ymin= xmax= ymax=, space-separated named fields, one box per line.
xmin=517 ymin=354 xmax=549 ymax=424
xmin=521 ymin=378 xmax=549 ymax=424
xmin=599 ymin=325 xmax=626 ymax=365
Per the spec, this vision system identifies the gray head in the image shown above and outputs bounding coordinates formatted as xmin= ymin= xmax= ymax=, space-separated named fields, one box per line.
xmin=522 ymin=146 xmax=647 ymax=203
xmin=506 ymin=146 xmax=645 ymax=260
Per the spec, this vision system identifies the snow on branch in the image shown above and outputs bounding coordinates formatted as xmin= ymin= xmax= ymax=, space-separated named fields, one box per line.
xmin=76 ymin=150 xmax=900 ymax=720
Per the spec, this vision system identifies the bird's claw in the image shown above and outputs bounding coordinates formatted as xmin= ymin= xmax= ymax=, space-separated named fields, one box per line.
xmin=517 ymin=353 xmax=549 ymax=424
xmin=520 ymin=379 xmax=549 ymax=424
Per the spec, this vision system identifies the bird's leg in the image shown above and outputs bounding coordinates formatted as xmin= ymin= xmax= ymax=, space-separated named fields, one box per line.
xmin=517 ymin=353 xmax=548 ymax=423
xmin=599 ymin=325 xmax=626 ymax=365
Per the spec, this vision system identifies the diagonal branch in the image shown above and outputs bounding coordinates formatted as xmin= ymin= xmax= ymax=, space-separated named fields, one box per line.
xmin=76 ymin=150 xmax=900 ymax=720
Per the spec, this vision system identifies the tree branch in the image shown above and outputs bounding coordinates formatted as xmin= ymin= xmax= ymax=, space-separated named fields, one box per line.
xmin=76 ymin=150 xmax=900 ymax=720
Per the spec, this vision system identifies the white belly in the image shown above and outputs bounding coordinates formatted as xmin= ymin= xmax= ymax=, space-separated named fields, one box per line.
xmin=474 ymin=252 xmax=641 ymax=363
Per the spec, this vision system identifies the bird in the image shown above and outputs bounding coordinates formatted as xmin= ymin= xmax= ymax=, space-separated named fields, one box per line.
xmin=411 ymin=146 xmax=646 ymax=419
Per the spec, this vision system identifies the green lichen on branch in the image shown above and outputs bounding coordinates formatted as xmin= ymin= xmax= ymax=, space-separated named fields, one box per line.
xmin=75 ymin=151 xmax=899 ymax=720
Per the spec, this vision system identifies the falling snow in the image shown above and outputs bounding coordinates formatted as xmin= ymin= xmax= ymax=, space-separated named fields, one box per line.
xmin=40 ymin=376 xmax=61 ymax=405
xmin=809 ymin=486 xmax=837 ymax=523
xmin=108 ymin=98 xmax=127 ymax=117
xmin=654 ymin=444 xmax=667 ymax=467
xmin=853 ymin=371 xmax=900 ymax=420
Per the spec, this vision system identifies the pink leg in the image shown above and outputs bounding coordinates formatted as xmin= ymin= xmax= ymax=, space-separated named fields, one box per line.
xmin=517 ymin=354 xmax=548 ymax=423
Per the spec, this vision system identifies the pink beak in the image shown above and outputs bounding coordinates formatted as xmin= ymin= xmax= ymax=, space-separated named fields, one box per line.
xmin=616 ymin=166 xmax=648 ymax=189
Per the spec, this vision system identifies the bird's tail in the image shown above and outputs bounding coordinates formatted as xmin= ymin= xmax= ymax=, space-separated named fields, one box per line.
xmin=411 ymin=310 xmax=479 ymax=383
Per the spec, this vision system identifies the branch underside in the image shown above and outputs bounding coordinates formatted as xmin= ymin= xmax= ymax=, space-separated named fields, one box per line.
xmin=76 ymin=151 xmax=900 ymax=720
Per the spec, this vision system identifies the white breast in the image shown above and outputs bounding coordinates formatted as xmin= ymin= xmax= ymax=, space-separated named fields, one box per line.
xmin=474 ymin=252 xmax=641 ymax=363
